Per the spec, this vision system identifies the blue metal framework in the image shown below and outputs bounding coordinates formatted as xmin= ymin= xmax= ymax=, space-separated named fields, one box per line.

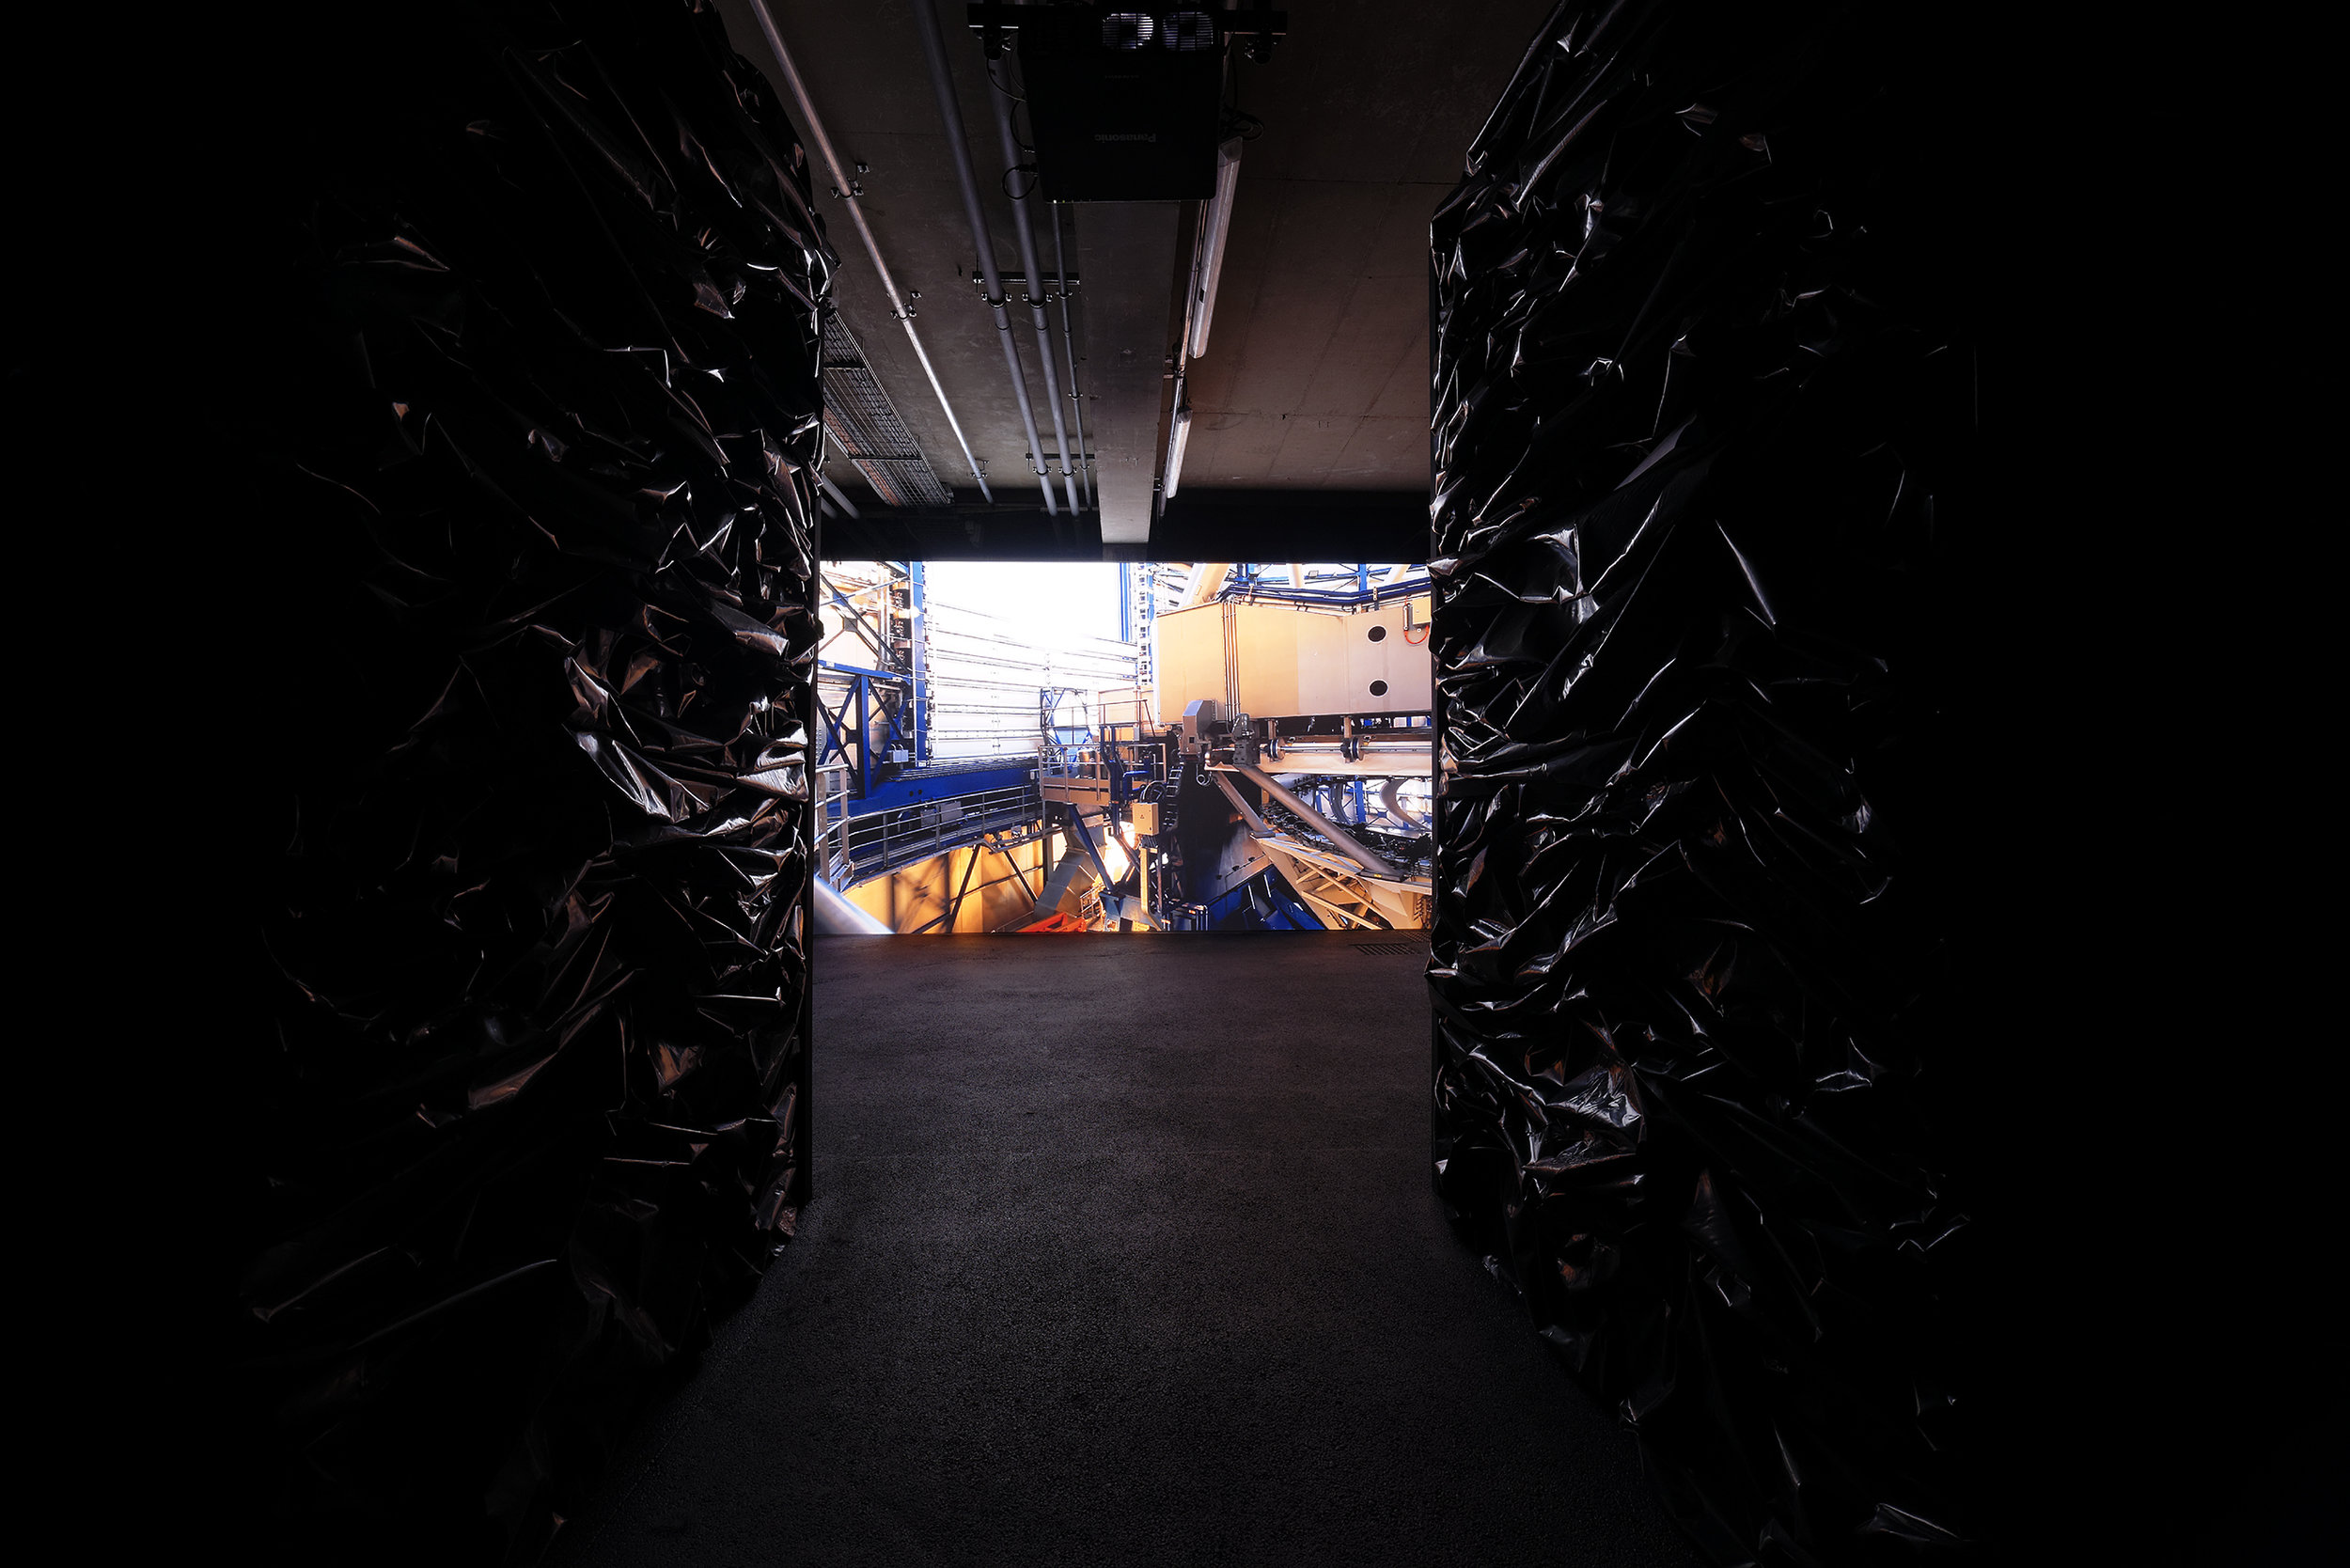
xmin=907 ymin=561 xmax=930 ymax=762
xmin=815 ymin=562 xmax=929 ymax=799
xmin=815 ymin=658 xmax=913 ymax=800
xmin=1134 ymin=562 xmax=1432 ymax=615
xmin=1214 ymin=563 xmax=1429 ymax=609
xmin=1041 ymin=684 xmax=1097 ymax=751
xmin=1053 ymin=801 xmax=1117 ymax=889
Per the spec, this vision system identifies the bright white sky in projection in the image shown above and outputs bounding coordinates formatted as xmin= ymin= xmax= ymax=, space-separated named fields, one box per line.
xmin=921 ymin=561 xmax=1126 ymax=651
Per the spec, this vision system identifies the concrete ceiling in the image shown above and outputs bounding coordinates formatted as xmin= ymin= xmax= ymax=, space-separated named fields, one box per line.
xmin=715 ymin=0 xmax=1552 ymax=542
xmin=1177 ymin=2 xmax=1554 ymax=491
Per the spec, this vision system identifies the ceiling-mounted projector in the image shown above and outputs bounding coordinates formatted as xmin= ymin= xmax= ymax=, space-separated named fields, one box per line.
xmin=968 ymin=3 xmax=1285 ymax=202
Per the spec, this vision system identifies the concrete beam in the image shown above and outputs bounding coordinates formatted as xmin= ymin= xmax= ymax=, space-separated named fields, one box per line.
xmin=1074 ymin=202 xmax=1187 ymax=543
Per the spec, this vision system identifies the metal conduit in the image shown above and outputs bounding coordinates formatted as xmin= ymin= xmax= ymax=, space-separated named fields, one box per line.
xmin=1379 ymin=778 xmax=1429 ymax=834
xmin=815 ymin=470 xmax=862 ymax=518
xmin=1051 ymin=207 xmax=1093 ymax=510
xmin=1211 ymin=771 xmax=1268 ymax=833
xmin=912 ymin=3 xmax=1058 ymax=513
xmin=813 ymin=875 xmax=893 ymax=935
xmin=1222 ymin=759 xmax=1399 ymax=878
xmin=743 ymin=0 xmax=992 ymax=499
xmin=985 ymin=68 xmax=1080 ymax=513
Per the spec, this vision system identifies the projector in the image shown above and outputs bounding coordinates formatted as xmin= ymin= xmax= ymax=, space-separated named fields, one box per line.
xmin=968 ymin=4 xmax=1284 ymax=202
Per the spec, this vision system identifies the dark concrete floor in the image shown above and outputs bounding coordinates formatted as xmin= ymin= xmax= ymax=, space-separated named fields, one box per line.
xmin=558 ymin=933 xmax=1699 ymax=1567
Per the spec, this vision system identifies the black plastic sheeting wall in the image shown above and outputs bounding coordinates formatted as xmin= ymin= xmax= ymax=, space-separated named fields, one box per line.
xmin=1427 ymin=3 xmax=1982 ymax=1562
xmin=222 ymin=2 xmax=831 ymax=1559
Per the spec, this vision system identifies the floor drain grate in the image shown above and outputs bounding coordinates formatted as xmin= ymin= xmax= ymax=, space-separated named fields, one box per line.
xmin=1354 ymin=941 xmax=1426 ymax=955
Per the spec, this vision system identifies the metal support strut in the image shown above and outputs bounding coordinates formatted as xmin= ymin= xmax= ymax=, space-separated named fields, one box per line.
xmin=1222 ymin=758 xmax=1399 ymax=878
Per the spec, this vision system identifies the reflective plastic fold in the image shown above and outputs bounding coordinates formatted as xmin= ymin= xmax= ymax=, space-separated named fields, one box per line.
xmin=227 ymin=1 xmax=832 ymax=1559
xmin=1429 ymin=2 xmax=1982 ymax=1561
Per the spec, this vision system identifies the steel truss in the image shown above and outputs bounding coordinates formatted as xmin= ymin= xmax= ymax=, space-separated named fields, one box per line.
xmin=815 ymin=562 xmax=928 ymax=798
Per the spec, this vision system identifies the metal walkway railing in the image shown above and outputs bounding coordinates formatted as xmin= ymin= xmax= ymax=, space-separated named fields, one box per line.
xmin=823 ymin=779 xmax=1044 ymax=889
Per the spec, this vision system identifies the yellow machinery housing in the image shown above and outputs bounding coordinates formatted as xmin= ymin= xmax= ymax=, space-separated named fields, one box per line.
xmin=1152 ymin=593 xmax=1433 ymax=723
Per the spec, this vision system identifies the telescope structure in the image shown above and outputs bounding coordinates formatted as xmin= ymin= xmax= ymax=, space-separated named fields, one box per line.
xmin=814 ymin=561 xmax=1434 ymax=933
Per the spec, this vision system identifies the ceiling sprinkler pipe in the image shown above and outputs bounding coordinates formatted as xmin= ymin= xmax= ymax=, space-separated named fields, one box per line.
xmin=1051 ymin=206 xmax=1094 ymax=510
xmin=912 ymin=1 xmax=1058 ymax=513
xmin=744 ymin=0 xmax=990 ymax=500
xmin=1223 ymin=758 xmax=1399 ymax=878
xmin=986 ymin=70 xmax=1082 ymax=515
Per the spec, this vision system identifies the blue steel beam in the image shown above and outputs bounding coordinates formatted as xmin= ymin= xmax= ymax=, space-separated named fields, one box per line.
xmin=854 ymin=674 xmax=871 ymax=798
xmin=820 ymin=658 xmax=909 ymax=684
xmin=1265 ymin=876 xmax=1326 ymax=931
xmin=825 ymin=584 xmax=892 ymax=664
xmin=906 ymin=561 xmax=930 ymax=762
xmin=1196 ymin=564 xmax=1430 ymax=610
xmin=816 ymin=692 xmax=855 ymax=767
xmin=1058 ymin=803 xmax=1118 ymax=890
xmin=841 ymin=762 xmax=1035 ymax=817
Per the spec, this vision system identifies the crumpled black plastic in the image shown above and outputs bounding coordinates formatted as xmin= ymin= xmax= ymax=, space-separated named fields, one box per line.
xmin=224 ymin=2 xmax=830 ymax=1560
xmin=1428 ymin=2 xmax=1981 ymax=1561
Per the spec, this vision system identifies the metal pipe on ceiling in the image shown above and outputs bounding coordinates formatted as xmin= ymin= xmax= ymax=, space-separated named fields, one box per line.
xmin=1050 ymin=206 xmax=1094 ymax=510
xmin=911 ymin=0 xmax=1058 ymax=514
xmin=743 ymin=0 xmax=992 ymax=501
xmin=984 ymin=67 xmax=1081 ymax=514
xmin=1221 ymin=758 xmax=1399 ymax=879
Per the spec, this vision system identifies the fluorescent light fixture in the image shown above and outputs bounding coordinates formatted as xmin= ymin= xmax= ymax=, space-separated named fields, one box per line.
xmin=1163 ymin=393 xmax=1193 ymax=501
xmin=1188 ymin=137 xmax=1243 ymax=359
xmin=1163 ymin=138 xmax=1241 ymax=509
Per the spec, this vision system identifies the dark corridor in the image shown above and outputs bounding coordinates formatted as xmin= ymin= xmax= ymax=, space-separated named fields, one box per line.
xmin=200 ymin=0 xmax=2340 ymax=1560
xmin=556 ymin=935 xmax=1696 ymax=1565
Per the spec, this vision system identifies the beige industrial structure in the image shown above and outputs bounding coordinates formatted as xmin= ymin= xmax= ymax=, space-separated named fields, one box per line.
xmin=1152 ymin=589 xmax=1434 ymax=725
